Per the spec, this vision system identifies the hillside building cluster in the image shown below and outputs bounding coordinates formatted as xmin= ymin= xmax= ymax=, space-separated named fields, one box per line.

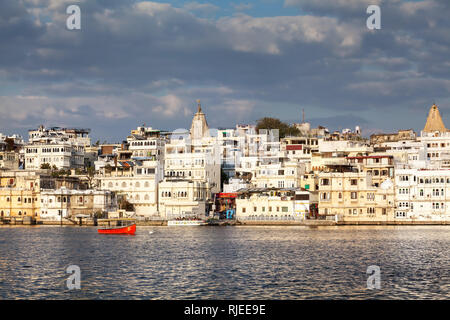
xmin=1 ymin=102 xmax=450 ymax=224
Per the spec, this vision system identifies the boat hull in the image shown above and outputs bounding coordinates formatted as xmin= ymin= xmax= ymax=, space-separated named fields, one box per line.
xmin=98 ymin=224 xmax=136 ymax=235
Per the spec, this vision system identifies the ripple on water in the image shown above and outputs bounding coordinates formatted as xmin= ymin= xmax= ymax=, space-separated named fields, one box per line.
xmin=0 ymin=225 xmax=449 ymax=299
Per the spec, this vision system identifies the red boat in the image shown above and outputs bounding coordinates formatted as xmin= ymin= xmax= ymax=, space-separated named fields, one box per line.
xmin=98 ymin=219 xmax=136 ymax=235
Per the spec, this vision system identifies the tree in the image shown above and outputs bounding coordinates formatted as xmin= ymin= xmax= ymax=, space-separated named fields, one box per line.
xmin=84 ymin=166 xmax=97 ymax=189
xmin=256 ymin=117 xmax=300 ymax=138
xmin=118 ymin=197 xmax=134 ymax=211
xmin=104 ymin=164 xmax=113 ymax=174
xmin=40 ymin=163 xmax=51 ymax=170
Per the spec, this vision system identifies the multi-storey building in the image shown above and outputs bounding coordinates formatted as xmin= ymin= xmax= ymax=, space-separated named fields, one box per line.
xmin=40 ymin=188 xmax=116 ymax=220
xmin=346 ymin=154 xmax=394 ymax=187
xmin=395 ymin=168 xmax=450 ymax=221
xmin=252 ymin=160 xmax=305 ymax=189
xmin=235 ymin=187 xmax=311 ymax=221
xmin=97 ymin=160 xmax=163 ymax=218
xmin=25 ymin=126 xmax=91 ymax=170
xmin=164 ymin=103 xmax=221 ymax=195
xmin=158 ymin=179 xmax=209 ymax=219
xmin=417 ymin=103 xmax=450 ymax=168
xmin=317 ymin=167 xmax=395 ymax=222
xmin=0 ymin=133 xmax=24 ymax=170
xmin=0 ymin=170 xmax=81 ymax=223
xmin=281 ymin=136 xmax=318 ymax=164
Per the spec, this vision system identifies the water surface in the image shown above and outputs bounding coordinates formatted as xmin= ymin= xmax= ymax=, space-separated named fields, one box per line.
xmin=0 ymin=225 xmax=449 ymax=299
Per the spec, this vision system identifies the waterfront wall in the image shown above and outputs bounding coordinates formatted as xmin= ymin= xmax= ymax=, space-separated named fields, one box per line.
xmin=2 ymin=218 xmax=450 ymax=226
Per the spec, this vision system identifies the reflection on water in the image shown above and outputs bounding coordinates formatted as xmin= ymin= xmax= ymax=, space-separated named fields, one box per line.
xmin=0 ymin=225 xmax=449 ymax=299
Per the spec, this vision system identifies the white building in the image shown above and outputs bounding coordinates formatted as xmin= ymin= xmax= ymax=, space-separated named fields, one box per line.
xmin=158 ymin=179 xmax=209 ymax=219
xmin=235 ymin=188 xmax=311 ymax=221
xmin=40 ymin=187 xmax=116 ymax=220
xmin=97 ymin=162 xmax=163 ymax=218
xmin=395 ymin=168 xmax=450 ymax=221
xmin=164 ymin=102 xmax=221 ymax=196
xmin=25 ymin=126 xmax=91 ymax=170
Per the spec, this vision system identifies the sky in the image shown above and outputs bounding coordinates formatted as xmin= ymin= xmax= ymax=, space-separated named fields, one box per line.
xmin=1 ymin=0 xmax=450 ymax=142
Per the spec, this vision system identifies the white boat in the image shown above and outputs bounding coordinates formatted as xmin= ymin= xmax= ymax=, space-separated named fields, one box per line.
xmin=167 ymin=219 xmax=208 ymax=226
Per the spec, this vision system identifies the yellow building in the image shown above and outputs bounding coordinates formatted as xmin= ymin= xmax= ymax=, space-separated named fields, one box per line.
xmin=0 ymin=170 xmax=81 ymax=223
xmin=318 ymin=170 xmax=395 ymax=223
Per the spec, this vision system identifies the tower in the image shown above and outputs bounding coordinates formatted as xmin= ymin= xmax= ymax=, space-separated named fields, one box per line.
xmin=423 ymin=103 xmax=447 ymax=133
xmin=189 ymin=100 xmax=210 ymax=140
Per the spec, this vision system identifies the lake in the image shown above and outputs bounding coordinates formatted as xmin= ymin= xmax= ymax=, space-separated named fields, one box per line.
xmin=0 ymin=225 xmax=449 ymax=299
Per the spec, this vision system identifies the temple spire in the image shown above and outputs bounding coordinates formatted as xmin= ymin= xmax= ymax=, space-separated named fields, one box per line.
xmin=190 ymin=100 xmax=210 ymax=140
xmin=423 ymin=103 xmax=447 ymax=133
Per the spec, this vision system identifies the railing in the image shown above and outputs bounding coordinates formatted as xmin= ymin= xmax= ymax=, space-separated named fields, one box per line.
xmin=135 ymin=216 xmax=165 ymax=221
xmin=238 ymin=215 xmax=304 ymax=221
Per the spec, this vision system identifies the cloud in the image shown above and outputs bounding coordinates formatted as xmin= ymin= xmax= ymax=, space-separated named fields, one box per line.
xmin=1 ymin=0 xmax=450 ymax=140
xmin=232 ymin=3 xmax=253 ymax=11
xmin=183 ymin=1 xmax=220 ymax=16
xmin=152 ymin=94 xmax=190 ymax=117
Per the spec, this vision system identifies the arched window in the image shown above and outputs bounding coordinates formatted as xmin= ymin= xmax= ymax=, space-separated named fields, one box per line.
xmin=135 ymin=182 xmax=140 ymax=188
xmin=108 ymin=182 xmax=113 ymax=188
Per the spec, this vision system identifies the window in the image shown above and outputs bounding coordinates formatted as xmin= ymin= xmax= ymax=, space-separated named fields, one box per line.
xmin=321 ymin=192 xmax=330 ymax=200
xmin=351 ymin=192 xmax=357 ymax=200
xmin=350 ymin=179 xmax=357 ymax=186
xmin=295 ymin=194 xmax=309 ymax=200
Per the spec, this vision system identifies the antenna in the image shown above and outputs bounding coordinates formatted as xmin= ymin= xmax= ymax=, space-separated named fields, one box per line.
xmin=302 ymin=108 xmax=305 ymax=123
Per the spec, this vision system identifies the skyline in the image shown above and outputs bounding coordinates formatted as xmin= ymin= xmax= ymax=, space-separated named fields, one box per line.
xmin=1 ymin=0 xmax=450 ymax=142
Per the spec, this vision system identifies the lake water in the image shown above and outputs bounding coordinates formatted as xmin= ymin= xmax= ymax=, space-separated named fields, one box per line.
xmin=0 ymin=225 xmax=449 ymax=299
